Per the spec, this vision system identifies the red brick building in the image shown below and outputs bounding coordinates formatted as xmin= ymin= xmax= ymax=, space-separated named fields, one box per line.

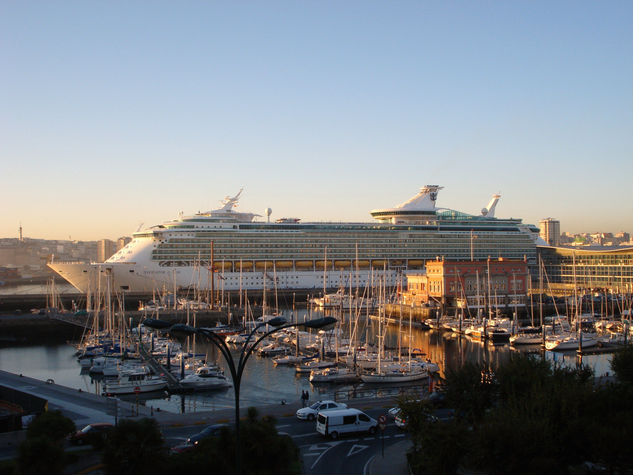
xmin=402 ymin=258 xmax=529 ymax=312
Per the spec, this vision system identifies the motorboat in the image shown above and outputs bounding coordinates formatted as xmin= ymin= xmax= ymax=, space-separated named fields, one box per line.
xmin=257 ymin=343 xmax=289 ymax=357
xmin=226 ymin=333 xmax=250 ymax=344
xmin=103 ymin=370 xmax=168 ymax=395
xmin=510 ymin=327 xmax=542 ymax=345
xmin=488 ymin=327 xmax=511 ymax=344
xmin=309 ymin=367 xmax=360 ymax=384
xmin=295 ymin=360 xmax=337 ymax=374
xmin=178 ymin=365 xmax=231 ymax=390
xmin=544 ymin=333 xmax=598 ymax=351
xmin=310 ymin=291 xmax=375 ymax=310
xmin=273 ymin=355 xmax=314 ymax=365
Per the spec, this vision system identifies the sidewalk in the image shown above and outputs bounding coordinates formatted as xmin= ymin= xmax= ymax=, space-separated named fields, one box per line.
xmin=367 ymin=439 xmax=412 ymax=475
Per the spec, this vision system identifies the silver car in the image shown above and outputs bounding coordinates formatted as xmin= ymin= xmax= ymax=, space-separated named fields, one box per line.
xmin=295 ymin=400 xmax=347 ymax=421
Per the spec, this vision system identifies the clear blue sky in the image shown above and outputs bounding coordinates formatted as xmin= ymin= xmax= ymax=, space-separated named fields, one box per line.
xmin=2 ymin=1 xmax=631 ymax=240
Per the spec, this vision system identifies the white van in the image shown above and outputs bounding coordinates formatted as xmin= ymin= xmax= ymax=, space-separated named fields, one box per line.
xmin=316 ymin=408 xmax=378 ymax=439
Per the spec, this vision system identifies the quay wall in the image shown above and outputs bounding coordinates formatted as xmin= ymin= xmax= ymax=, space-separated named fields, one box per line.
xmin=0 ymin=309 xmax=235 ymax=345
xmin=0 ymin=289 xmax=320 ymax=312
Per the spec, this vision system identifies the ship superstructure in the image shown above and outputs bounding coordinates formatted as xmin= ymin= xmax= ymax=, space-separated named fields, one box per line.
xmin=49 ymin=186 xmax=541 ymax=294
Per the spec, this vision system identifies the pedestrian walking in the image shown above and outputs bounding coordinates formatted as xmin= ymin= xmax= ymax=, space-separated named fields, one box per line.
xmin=301 ymin=390 xmax=307 ymax=407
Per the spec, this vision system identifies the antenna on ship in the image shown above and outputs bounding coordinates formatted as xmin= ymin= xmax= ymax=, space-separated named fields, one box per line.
xmin=265 ymin=208 xmax=272 ymax=223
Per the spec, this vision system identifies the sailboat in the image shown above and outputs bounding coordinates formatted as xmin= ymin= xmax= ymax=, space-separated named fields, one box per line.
xmin=361 ymin=283 xmax=428 ymax=384
xmin=545 ymin=252 xmax=598 ymax=351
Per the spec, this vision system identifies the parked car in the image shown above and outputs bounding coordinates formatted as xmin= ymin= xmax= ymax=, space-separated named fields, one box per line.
xmin=296 ymin=400 xmax=347 ymax=421
xmin=316 ymin=408 xmax=378 ymax=439
xmin=394 ymin=411 xmax=438 ymax=429
xmin=171 ymin=423 xmax=228 ymax=454
xmin=387 ymin=406 xmax=401 ymax=419
xmin=68 ymin=423 xmax=114 ymax=445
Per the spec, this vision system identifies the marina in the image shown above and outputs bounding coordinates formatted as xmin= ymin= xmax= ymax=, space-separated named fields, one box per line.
xmin=0 ymin=305 xmax=619 ymax=416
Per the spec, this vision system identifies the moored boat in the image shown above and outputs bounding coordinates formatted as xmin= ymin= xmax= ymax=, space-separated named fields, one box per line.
xmin=360 ymin=364 xmax=428 ymax=384
xmin=178 ymin=365 xmax=231 ymax=390
xmin=309 ymin=367 xmax=360 ymax=384
xmin=103 ymin=370 xmax=168 ymax=395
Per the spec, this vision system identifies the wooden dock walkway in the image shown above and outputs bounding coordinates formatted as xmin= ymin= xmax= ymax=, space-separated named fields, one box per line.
xmin=138 ymin=344 xmax=184 ymax=392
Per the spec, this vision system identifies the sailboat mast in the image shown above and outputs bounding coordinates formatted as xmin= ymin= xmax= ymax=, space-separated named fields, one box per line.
xmin=323 ymin=247 xmax=327 ymax=298
xmin=209 ymin=241 xmax=214 ymax=309
xmin=409 ymin=304 xmax=413 ymax=371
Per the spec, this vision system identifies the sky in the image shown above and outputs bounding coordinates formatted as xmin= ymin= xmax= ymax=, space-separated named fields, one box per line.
xmin=1 ymin=1 xmax=632 ymax=241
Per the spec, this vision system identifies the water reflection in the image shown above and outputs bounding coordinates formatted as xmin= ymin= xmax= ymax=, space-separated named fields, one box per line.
xmin=0 ymin=306 xmax=615 ymax=414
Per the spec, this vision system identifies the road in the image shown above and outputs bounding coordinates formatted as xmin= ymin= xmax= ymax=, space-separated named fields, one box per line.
xmin=161 ymin=407 xmax=407 ymax=475
xmin=1 ymin=369 xmax=414 ymax=472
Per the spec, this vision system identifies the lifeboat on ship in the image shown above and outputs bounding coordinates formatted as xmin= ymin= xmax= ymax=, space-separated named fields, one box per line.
xmin=295 ymin=261 xmax=314 ymax=269
xmin=315 ymin=260 xmax=333 ymax=269
xmin=255 ymin=261 xmax=275 ymax=270
xmin=214 ymin=262 xmax=233 ymax=271
xmin=237 ymin=261 xmax=253 ymax=271
xmin=352 ymin=260 xmax=370 ymax=269
xmin=334 ymin=260 xmax=351 ymax=269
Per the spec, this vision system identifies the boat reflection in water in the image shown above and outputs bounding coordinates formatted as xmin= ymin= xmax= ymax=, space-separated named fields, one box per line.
xmin=0 ymin=307 xmax=615 ymax=415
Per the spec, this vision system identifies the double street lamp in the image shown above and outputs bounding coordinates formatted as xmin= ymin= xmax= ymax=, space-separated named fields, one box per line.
xmin=143 ymin=315 xmax=337 ymax=474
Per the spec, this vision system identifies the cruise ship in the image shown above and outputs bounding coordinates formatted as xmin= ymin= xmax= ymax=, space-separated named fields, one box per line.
xmin=48 ymin=186 xmax=542 ymax=294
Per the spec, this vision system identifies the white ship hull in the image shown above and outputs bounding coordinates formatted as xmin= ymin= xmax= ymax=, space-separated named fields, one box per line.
xmin=49 ymin=258 xmax=401 ymax=295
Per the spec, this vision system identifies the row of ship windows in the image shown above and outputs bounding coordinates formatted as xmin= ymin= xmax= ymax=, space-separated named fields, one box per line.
xmin=155 ymin=242 xmax=532 ymax=251
xmin=161 ymin=235 xmax=528 ymax=245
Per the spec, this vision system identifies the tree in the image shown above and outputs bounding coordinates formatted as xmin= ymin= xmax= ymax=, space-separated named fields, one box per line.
xmin=102 ymin=418 xmax=168 ymax=475
xmin=610 ymin=344 xmax=633 ymax=384
xmin=398 ymin=396 xmax=467 ymax=474
xmin=443 ymin=361 xmax=497 ymax=428
xmin=15 ymin=436 xmax=66 ymax=475
xmin=403 ymin=353 xmax=633 ymax=474
xmin=164 ymin=407 xmax=301 ymax=475
xmin=26 ymin=410 xmax=75 ymax=442
xmin=15 ymin=410 xmax=75 ymax=475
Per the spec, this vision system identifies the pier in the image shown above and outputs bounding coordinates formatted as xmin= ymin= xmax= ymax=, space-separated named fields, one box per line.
xmin=137 ymin=344 xmax=184 ymax=393
xmin=0 ymin=370 xmax=153 ymax=427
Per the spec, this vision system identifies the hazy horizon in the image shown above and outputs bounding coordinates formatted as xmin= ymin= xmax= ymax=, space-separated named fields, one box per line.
xmin=2 ymin=2 xmax=632 ymax=240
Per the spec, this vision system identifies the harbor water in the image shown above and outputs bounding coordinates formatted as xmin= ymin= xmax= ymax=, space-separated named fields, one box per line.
xmin=0 ymin=307 xmax=614 ymax=414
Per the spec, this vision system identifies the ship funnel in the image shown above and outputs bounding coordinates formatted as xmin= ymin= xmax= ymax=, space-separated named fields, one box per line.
xmin=481 ymin=194 xmax=501 ymax=218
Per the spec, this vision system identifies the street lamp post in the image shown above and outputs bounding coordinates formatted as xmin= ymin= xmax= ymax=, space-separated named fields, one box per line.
xmin=143 ymin=315 xmax=336 ymax=475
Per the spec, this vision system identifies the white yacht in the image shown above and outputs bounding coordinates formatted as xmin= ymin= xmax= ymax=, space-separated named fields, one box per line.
xmin=102 ymin=370 xmax=168 ymax=395
xmin=544 ymin=333 xmax=598 ymax=351
xmin=178 ymin=365 xmax=231 ymax=390
xmin=310 ymin=291 xmax=375 ymax=310
xmin=49 ymin=186 xmax=542 ymax=294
